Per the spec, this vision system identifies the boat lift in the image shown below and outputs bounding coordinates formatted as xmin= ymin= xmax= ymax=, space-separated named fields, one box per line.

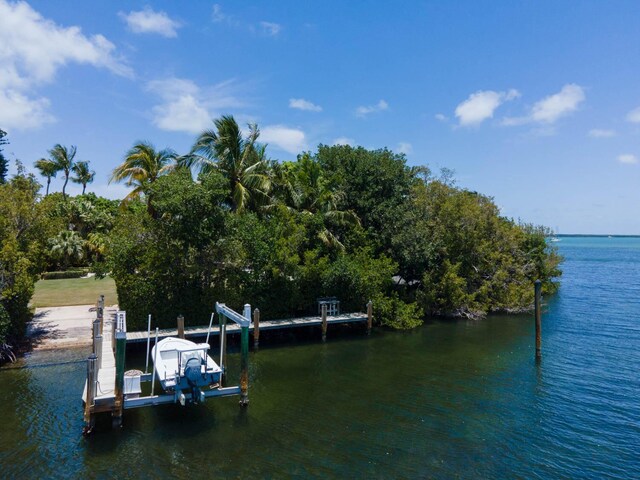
xmin=83 ymin=301 xmax=251 ymax=432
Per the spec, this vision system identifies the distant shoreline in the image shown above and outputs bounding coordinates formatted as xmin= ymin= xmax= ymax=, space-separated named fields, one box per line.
xmin=555 ymin=234 xmax=640 ymax=238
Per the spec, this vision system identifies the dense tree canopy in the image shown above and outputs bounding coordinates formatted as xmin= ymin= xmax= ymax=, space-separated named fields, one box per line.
xmin=0 ymin=115 xmax=563 ymax=360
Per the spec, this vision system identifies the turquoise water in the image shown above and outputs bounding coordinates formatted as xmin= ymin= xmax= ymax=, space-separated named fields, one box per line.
xmin=1 ymin=237 xmax=639 ymax=479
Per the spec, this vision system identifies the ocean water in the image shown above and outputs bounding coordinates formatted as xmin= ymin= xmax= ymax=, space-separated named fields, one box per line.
xmin=0 ymin=236 xmax=638 ymax=479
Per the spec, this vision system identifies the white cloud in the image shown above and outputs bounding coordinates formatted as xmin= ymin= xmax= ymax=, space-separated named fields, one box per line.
xmin=0 ymin=89 xmax=54 ymax=129
xmin=212 ymin=4 xmax=229 ymax=23
xmin=531 ymin=84 xmax=585 ymax=123
xmin=588 ymin=129 xmax=616 ymax=138
xmin=332 ymin=137 xmax=354 ymax=146
xmin=435 ymin=113 xmax=448 ymax=122
xmin=504 ymin=84 xmax=585 ymax=126
xmin=618 ymin=154 xmax=638 ymax=165
xmin=397 ymin=142 xmax=413 ymax=155
xmin=260 ymin=21 xmax=281 ymax=36
xmin=289 ymin=98 xmax=322 ymax=112
xmin=626 ymin=106 xmax=640 ymax=123
xmin=261 ymin=125 xmax=306 ymax=154
xmin=147 ymin=78 xmax=244 ymax=134
xmin=455 ymin=89 xmax=519 ymax=126
xmin=0 ymin=0 xmax=131 ymax=130
xmin=119 ymin=7 xmax=181 ymax=38
xmin=356 ymin=99 xmax=388 ymax=118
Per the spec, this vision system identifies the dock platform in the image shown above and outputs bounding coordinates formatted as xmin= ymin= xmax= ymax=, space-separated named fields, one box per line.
xmin=81 ymin=298 xmax=373 ymax=434
xmin=126 ymin=312 xmax=368 ymax=343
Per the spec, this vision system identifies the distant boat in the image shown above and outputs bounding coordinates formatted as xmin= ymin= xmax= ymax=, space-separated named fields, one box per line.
xmin=551 ymin=237 xmax=561 ymax=242
xmin=151 ymin=337 xmax=222 ymax=405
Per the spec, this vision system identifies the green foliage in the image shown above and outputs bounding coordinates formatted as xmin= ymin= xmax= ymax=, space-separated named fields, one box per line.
xmin=313 ymin=144 xmax=415 ymax=252
xmin=48 ymin=144 xmax=77 ymax=199
xmin=41 ymin=270 xmax=86 ymax=280
xmin=106 ymin=170 xmax=231 ymax=329
xmin=102 ymin=118 xmax=562 ymax=332
xmin=0 ymin=173 xmax=45 ymax=352
xmin=182 ymin=115 xmax=271 ymax=212
xmin=0 ymin=128 xmax=9 ymax=184
xmin=4 ymin=115 xmax=562 ymax=351
xmin=110 ymin=141 xmax=176 ymax=214
xmin=34 ymin=158 xmax=58 ymax=195
xmin=71 ymin=160 xmax=95 ymax=194
xmin=48 ymin=230 xmax=86 ymax=269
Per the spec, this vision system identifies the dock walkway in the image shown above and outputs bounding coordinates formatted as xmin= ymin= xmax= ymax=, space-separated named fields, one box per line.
xmin=82 ymin=310 xmax=116 ymax=411
xmin=126 ymin=312 xmax=368 ymax=343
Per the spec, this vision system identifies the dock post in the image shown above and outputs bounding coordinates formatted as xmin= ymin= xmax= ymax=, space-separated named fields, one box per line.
xmin=97 ymin=295 xmax=104 ymax=335
xmin=253 ymin=308 xmax=260 ymax=349
xmin=240 ymin=304 xmax=251 ymax=406
xmin=177 ymin=315 xmax=185 ymax=339
xmin=83 ymin=353 xmax=97 ymax=435
xmin=534 ymin=280 xmax=542 ymax=360
xmin=92 ymin=318 xmax=100 ymax=354
xmin=240 ymin=326 xmax=249 ymax=405
xmin=219 ymin=312 xmax=227 ymax=385
xmin=113 ymin=330 xmax=126 ymax=428
xmin=367 ymin=300 xmax=373 ymax=335
xmin=95 ymin=333 xmax=103 ymax=370
xmin=321 ymin=303 xmax=328 ymax=342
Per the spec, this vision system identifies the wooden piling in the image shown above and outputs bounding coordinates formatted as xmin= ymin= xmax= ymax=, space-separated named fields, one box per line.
xmin=321 ymin=303 xmax=328 ymax=342
xmin=219 ymin=313 xmax=227 ymax=385
xmin=97 ymin=295 xmax=104 ymax=335
xmin=113 ymin=330 xmax=126 ymax=427
xmin=92 ymin=318 xmax=100 ymax=354
xmin=253 ymin=308 xmax=260 ymax=349
xmin=83 ymin=353 xmax=97 ymax=434
xmin=534 ymin=280 xmax=542 ymax=360
xmin=95 ymin=334 xmax=103 ymax=370
xmin=240 ymin=325 xmax=249 ymax=406
xmin=367 ymin=300 xmax=373 ymax=335
xmin=177 ymin=315 xmax=185 ymax=339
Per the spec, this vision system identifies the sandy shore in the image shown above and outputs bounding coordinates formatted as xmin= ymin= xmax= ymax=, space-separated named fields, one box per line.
xmin=28 ymin=305 xmax=118 ymax=350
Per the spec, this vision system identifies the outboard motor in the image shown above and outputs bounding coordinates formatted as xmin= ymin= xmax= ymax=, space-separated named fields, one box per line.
xmin=184 ymin=357 xmax=202 ymax=387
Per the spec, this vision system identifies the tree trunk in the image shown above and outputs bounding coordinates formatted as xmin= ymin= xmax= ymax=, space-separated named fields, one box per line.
xmin=62 ymin=173 xmax=69 ymax=200
xmin=46 ymin=177 xmax=50 ymax=196
xmin=146 ymin=199 xmax=157 ymax=219
xmin=82 ymin=183 xmax=86 ymax=195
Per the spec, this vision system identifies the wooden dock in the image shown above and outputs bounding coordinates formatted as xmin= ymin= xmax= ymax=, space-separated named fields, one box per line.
xmin=126 ymin=312 xmax=368 ymax=343
xmin=82 ymin=314 xmax=116 ymax=411
xmin=82 ymin=298 xmax=373 ymax=434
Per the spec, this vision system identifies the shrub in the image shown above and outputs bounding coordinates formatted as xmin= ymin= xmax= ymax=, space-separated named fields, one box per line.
xmin=41 ymin=270 xmax=86 ymax=280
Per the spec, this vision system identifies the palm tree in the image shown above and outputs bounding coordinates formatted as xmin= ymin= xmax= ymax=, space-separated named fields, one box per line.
xmin=71 ymin=161 xmax=95 ymax=194
xmin=34 ymin=158 xmax=58 ymax=195
xmin=110 ymin=142 xmax=176 ymax=216
xmin=49 ymin=144 xmax=77 ymax=200
xmin=287 ymin=154 xmax=360 ymax=249
xmin=181 ymin=115 xmax=271 ymax=212
xmin=49 ymin=230 xmax=85 ymax=269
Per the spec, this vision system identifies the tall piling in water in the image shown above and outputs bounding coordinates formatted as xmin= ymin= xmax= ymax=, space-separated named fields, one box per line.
xmin=83 ymin=353 xmax=97 ymax=434
xmin=219 ymin=312 xmax=227 ymax=385
xmin=239 ymin=304 xmax=251 ymax=406
xmin=534 ymin=279 xmax=542 ymax=360
xmin=253 ymin=308 xmax=260 ymax=349
xmin=177 ymin=315 xmax=185 ymax=339
xmin=113 ymin=330 xmax=126 ymax=427
xmin=321 ymin=303 xmax=328 ymax=342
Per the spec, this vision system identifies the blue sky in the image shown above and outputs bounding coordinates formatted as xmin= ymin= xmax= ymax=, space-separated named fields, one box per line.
xmin=1 ymin=1 xmax=639 ymax=234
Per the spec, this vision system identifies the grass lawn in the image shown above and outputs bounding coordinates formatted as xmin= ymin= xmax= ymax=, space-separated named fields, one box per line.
xmin=31 ymin=276 xmax=118 ymax=308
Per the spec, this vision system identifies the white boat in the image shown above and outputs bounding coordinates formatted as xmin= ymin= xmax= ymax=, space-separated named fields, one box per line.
xmin=151 ymin=337 xmax=222 ymax=405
